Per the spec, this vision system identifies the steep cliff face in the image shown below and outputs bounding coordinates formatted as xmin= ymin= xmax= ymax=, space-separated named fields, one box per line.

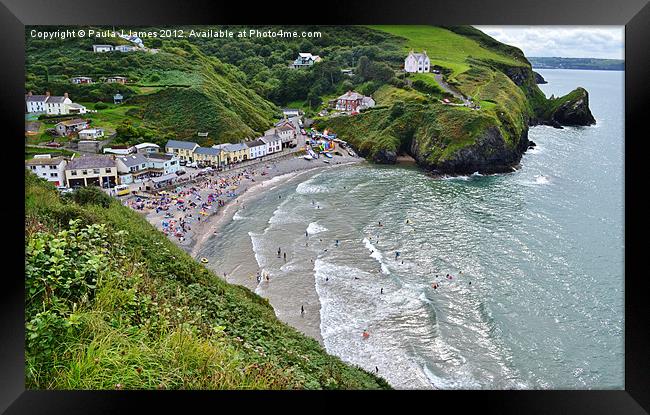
xmin=534 ymin=71 xmax=548 ymax=84
xmin=546 ymin=87 xmax=596 ymax=126
xmin=411 ymin=126 xmax=529 ymax=174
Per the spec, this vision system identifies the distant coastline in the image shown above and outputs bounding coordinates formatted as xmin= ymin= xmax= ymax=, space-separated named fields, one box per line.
xmin=528 ymin=56 xmax=624 ymax=71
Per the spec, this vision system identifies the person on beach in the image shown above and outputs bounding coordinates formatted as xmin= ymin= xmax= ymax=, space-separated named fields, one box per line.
xmin=335 ymin=239 xmax=339 ymax=247
xmin=284 ymin=252 xmax=287 ymax=262
xmin=278 ymin=248 xmax=281 ymax=258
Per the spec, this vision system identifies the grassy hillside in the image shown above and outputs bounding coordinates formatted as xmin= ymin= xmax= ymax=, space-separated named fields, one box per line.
xmin=25 ymin=172 xmax=390 ymax=390
xmin=317 ymin=26 xmax=541 ymax=171
xmin=25 ymin=28 xmax=279 ymax=146
xmin=367 ymin=25 xmax=528 ymax=79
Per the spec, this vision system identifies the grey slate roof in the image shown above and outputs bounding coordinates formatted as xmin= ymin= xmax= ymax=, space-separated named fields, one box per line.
xmin=225 ymin=143 xmax=248 ymax=152
xmin=165 ymin=140 xmax=198 ymax=150
xmin=245 ymin=139 xmax=265 ymax=148
xmin=57 ymin=118 xmax=87 ymax=127
xmin=146 ymin=153 xmax=172 ymax=160
xmin=25 ymin=95 xmax=48 ymax=102
xmin=260 ymin=133 xmax=281 ymax=143
xmin=118 ymin=154 xmax=149 ymax=168
xmin=194 ymin=147 xmax=222 ymax=156
xmin=337 ymin=91 xmax=365 ymax=101
xmin=65 ymin=156 xmax=116 ymax=170
xmin=47 ymin=96 xmax=68 ymax=104
xmin=26 ymin=157 xmax=65 ymax=166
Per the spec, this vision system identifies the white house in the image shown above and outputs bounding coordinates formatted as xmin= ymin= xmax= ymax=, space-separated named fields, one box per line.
xmin=103 ymin=146 xmax=136 ymax=156
xmin=25 ymin=92 xmax=48 ymax=113
xmin=67 ymin=103 xmax=88 ymax=114
xmin=106 ymin=76 xmax=128 ymax=84
xmin=78 ymin=128 xmax=105 ymax=140
xmin=266 ymin=124 xmax=296 ymax=148
xmin=135 ymin=142 xmax=160 ymax=154
xmin=45 ymin=93 xmax=73 ymax=115
xmin=55 ymin=118 xmax=89 ymax=136
xmin=71 ymin=76 xmax=93 ymax=84
xmin=282 ymin=108 xmax=302 ymax=118
xmin=116 ymin=153 xmax=151 ymax=184
xmin=292 ymin=53 xmax=321 ymax=68
xmin=245 ymin=139 xmax=268 ymax=160
xmin=146 ymin=153 xmax=180 ymax=175
xmin=404 ymin=50 xmax=430 ymax=73
xmin=93 ymin=44 xmax=114 ymax=53
xmin=115 ymin=45 xmax=136 ymax=52
xmin=25 ymin=155 xmax=67 ymax=187
xmin=260 ymin=133 xmax=282 ymax=154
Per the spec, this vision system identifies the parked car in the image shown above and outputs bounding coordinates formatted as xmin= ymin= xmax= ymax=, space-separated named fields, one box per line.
xmin=176 ymin=170 xmax=186 ymax=176
xmin=46 ymin=142 xmax=62 ymax=147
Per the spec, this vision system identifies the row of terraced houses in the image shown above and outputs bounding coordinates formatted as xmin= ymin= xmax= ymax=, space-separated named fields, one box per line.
xmin=165 ymin=117 xmax=300 ymax=168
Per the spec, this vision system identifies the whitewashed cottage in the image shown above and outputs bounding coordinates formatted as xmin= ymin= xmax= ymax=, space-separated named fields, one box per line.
xmin=404 ymin=50 xmax=430 ymax=73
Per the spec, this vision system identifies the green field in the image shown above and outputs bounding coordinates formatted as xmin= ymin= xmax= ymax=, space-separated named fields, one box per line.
xmin=373 ymin=84 xmax=428 ymax=106
xmin=367 ymin=25 xmax=527 ymax=79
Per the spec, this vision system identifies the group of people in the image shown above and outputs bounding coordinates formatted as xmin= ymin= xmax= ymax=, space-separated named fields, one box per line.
xmin=125 ymin=165 xmax=274 ymax=243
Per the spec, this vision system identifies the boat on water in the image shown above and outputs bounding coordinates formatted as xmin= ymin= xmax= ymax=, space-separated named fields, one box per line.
xmin=323 ymin=152 xmax=333 ymax=159
xmin=347 ymin=149 xmax=356 ymax=157
xmin=323 ymin=159 xmax=330 ymax=164
xmin=200 ymin=257 xmax=209 ymax=263
xmin=303 ymin=155 xmax=314 ymax=160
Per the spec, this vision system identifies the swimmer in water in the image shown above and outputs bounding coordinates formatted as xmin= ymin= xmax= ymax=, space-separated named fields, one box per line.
xmin=380 ymin=288 xmax=383 ymax=294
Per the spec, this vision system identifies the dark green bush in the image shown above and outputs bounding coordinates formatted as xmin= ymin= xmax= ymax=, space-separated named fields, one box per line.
xmin=71 ymin=186 xmax=112 ymax=208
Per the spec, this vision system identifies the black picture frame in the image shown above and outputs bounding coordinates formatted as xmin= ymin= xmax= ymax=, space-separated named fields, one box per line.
xmin=2 ymin=0 xmax=647 ymax=413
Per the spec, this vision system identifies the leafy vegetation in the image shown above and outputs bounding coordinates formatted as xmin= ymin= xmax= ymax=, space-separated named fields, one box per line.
xmin=25 ymin=172 xmax=390 ymax=389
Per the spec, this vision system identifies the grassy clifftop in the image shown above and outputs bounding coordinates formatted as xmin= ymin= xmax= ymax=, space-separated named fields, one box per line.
xmin=26 ymin=29 xmax=278 ymax=145
xmin=317 ymin=26 xmax=591 ymax=173
xmin=25 ymin=172 xmax=390 ymax=390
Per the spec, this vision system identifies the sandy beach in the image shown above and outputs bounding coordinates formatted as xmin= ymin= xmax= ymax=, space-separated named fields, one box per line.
xmin=125 ymin=151 xmax=364 ymax=344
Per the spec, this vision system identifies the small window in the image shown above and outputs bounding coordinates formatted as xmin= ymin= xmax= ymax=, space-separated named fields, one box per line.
xmin=50 ymin=173 xmax=57 ymax=177
xmin=81 ymin=170 xmax=87 ymax=175
xmin=93 ymin=169 xmax=100 ymax=174
xmin=71 ymin=171 xmax=77 ymax=176
xmin=105 ymin=168 xmax=112 ymax=173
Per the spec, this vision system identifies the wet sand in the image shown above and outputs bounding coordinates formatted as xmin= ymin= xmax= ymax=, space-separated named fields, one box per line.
xmin=132 ymin=152 xmax=364 ymax=344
